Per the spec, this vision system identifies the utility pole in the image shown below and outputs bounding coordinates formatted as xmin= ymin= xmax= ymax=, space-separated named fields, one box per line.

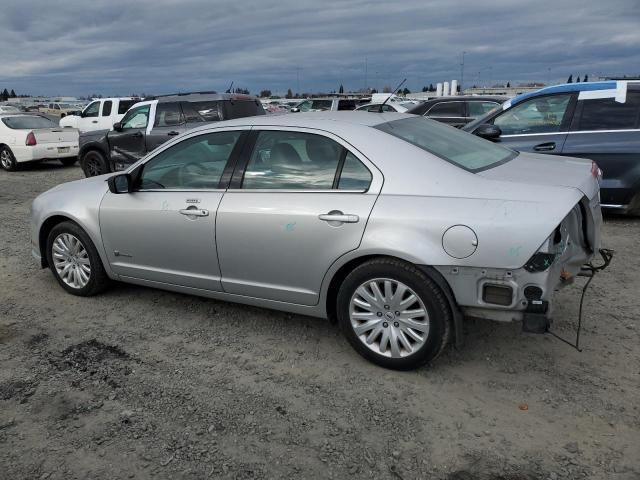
xmin=364 ymin=57 xmax=368 ymax=91
xmin=296 ymin=67 xmax=300 ymax=95
xmin=460 ymin=51 xmax=466 ymax=94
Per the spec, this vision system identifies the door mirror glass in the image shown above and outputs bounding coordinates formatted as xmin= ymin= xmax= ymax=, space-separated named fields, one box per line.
xmin=475 ymin=123 xmax=502 ymax=141
xmin=108 ymin=174 xmax=132 ymax=194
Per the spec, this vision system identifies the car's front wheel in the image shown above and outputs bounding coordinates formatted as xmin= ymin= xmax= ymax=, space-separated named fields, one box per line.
xmin=337 ymin=258 xmax=451 ymax=370
xmin=46 ymin=221 xmax=109 ymax=296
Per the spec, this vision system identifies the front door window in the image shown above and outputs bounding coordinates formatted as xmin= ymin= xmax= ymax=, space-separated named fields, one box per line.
xmin=494 ymin=95 xmax=571 ymax=135
xmin=121 ymin=105 xmax=150 ymax=129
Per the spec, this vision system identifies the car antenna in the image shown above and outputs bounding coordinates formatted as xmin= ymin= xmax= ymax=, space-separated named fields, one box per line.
xmin=378 ymin=78 xmax=406 ymax=113
xmin=225 ymin=81 xmax=234 ymax=94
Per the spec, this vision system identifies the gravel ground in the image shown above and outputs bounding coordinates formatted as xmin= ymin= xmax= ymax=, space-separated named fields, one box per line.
xmin=1 ymin=162 xmax=638 ymax=480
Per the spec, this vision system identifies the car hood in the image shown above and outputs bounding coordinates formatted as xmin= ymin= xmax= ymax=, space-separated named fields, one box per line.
xmin=477 ymin=152 xmax=599 ymax=201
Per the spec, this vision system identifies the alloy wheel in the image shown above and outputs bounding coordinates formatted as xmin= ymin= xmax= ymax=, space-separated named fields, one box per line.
xmin=349 ymin=278 xmax=430 ymax=358
xmin=85 ymin=157 xmax=103 ymax=176
xmin=0 ymin=150 xmax=12 ymax=169
xmin=52 ymin=233 xmax=91 ymax=289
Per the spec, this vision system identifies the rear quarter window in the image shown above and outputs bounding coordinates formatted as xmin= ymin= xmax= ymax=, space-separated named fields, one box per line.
xmin=226 ymin=100 xmax=264 ymax=119
xmin=576 ymin=92 xmax=640 ymax=130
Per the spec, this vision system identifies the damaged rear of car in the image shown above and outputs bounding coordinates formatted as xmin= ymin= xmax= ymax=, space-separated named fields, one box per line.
xmin=371 ymin=116 xmax=610 ymax=342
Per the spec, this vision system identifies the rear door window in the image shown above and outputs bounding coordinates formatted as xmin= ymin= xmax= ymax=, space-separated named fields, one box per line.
xmin=155 ymin=103 xmax=185 ymax=127
xmin=242 ymin=131 xmax=343 ymax=190
xmin=102 ymin=101 xmax=113 ymax=117
xmin=576 ymin=93 xmax=640 ymax=131
xmin=467 ymin=101 xmax=500 ymax=117
xmin=427 ymin=102 xmax=465 ymax=117
xmin=182 ymin=101 xmax=223 ymax=122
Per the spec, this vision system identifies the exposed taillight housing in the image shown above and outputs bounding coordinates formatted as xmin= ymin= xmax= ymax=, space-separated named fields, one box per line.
xmin=25 ymin=131 xmax=37 ymax=146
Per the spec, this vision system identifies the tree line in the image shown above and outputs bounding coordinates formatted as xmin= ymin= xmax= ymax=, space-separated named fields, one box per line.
xmin=567 ymin=74 xmax=589 ymax=83
xmin=0 ymin=88 xmax=18 ymax=101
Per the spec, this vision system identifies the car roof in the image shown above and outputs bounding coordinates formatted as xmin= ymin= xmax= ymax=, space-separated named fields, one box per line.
xmin=188 ymin=111 xmax=407 ymax=132
xmin=509 ymin=80 xmax=640 ymax=106
xmin=152 ymin=92 xmax=259 ymax=103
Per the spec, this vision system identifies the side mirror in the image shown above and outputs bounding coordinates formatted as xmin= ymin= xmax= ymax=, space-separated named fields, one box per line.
xmin=107 ymin=173 xmax=132 ymax=194
xmin=79 ymin=110 xmax=85 ymax=118
xmin=474 ymin=123 xmax=502 ymax=141
xmin=290 ymin=107 xmax=300 ymax=113
xmin=113 ymin=122 xmax=123 ymax=131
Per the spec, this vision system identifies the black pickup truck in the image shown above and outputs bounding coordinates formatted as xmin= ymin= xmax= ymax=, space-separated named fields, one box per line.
xmin=78 ymin=92 xmax=265 ymax=177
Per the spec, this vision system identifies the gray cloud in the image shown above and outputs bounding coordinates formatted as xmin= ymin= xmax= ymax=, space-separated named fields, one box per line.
xmin=0 ymin=0 xmax=638 ymax=96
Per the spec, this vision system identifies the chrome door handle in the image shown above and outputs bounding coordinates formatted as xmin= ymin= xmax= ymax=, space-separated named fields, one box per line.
xmin=179 ymin=208 xmax=209 ymax=217
xmin=534 ymin=142 xmax=556 ymax=152
xmin=318 ymin=212 xmax=359 ymax=223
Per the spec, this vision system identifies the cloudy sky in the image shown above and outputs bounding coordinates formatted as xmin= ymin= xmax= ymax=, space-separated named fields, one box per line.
xmin=0 ymin=0 xmax=638 ymax=97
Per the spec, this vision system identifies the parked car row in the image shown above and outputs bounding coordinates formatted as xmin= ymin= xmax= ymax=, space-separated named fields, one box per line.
xmin=4 ymin=81 xmax=640 ymax=218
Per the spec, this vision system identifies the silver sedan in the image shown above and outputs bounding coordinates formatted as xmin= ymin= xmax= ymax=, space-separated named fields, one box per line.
xmin=31 ymin=112 xmax=603 ymax=369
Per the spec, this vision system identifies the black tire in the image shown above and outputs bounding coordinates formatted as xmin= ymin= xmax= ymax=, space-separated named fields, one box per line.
xmin=60 ymin=157 xmax=78 ymax=167
xmin=337 ymin=258 xmax=452 ymax=370
xmin=81 ymin=150 xmax=109 ymax=177
xmin=46 ymin=221 xmax=110 ymax=296
xmin=0 ymin=146 xmax=18 ymax=171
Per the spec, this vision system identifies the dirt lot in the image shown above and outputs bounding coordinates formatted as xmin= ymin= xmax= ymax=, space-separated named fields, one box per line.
xmin=1 ymin=163 xmax=638 ymax=480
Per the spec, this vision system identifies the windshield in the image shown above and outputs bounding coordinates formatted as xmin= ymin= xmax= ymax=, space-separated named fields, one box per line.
xmin=58 ymin=104 xmax=74 ymax=109
xmin=376 ymin=116 xmax=516 ymax=172
xmin=2 ymin=116 xmax=56 ymax=129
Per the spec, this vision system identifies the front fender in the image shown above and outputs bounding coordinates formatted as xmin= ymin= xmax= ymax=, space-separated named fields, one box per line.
xmin=79 ymin=130 xmax=110 ymax=159
xmin=31 ymin=177 xmax=116 ymax=279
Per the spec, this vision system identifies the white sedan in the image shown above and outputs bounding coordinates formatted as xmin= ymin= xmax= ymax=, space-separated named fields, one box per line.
xmin=0 ymin=114 xmax=79 ymax=171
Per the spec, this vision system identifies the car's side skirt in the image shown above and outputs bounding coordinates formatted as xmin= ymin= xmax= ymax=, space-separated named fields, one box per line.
xmin=118 ymin=275 xmax=328 ymax=320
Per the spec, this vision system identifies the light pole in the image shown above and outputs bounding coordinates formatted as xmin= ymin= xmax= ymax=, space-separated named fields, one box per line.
xmin=460 ymin=51 xmax=466 ymax=94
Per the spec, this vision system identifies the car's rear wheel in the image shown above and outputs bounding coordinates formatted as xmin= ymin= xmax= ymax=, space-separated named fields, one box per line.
xmin=81 ymin=150 xmax=108 ymax=177
xmin=337 ymin=258 xmax=451 ymax=370
xmin=60 ymin=157 xmax=77 ymax=167
xmin=0 ymin=146 xmax=17 ymax=171
xmin=46 ymin=221 xmax=109 ymax=296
